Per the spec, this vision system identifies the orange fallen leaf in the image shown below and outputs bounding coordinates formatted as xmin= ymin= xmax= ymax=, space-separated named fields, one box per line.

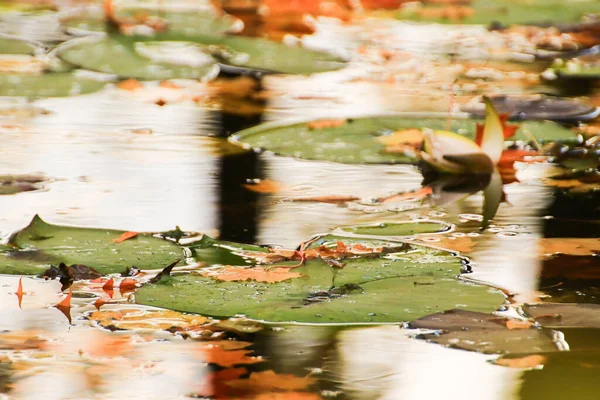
xmin=377 ymin=128 xmax=424 ymax=147
xmin=380 ymin=187 xmax=433 ymax=203
xmin=119 ymin=278 xmax=137 ymax=293
xmin=243 ymin=179 xmax=282 ymax=194
xmin=250 ymin=393 xmax=322 ymax=400
xmin=16 ymin=277 xmax=24 ymax=309
xmin=307 ymin=119 xmax=346 ymax=130
xmin=291 ymin=195 xmax=359 ymax=204
xmin=506 ymin=320 xmax=533 ymax=330
xmin=201 ymin=346 xmax=265 ymax=367
xmin=94 ymin=298 xmax=108 ymax=311
xmin=112 ymin=231 xmax=138 ymax=243
xmin=495 ymin=354 xmax=546 ymax=369
xmin=201 ymin=266 xmax=302 ymax=283
xmin=102 ymin=278 xmax=114 ymax=291
xmin=117 ymin=79 xmax=143 ymax=91
xmin=226 ymin=370 xmax=316 ymax=393
xmin=55 ymin=289 xmax=72 ymax=324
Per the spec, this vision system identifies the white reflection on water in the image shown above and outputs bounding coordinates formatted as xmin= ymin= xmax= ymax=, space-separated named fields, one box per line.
xmin=332 ymin=326 xmax=519 ymax=400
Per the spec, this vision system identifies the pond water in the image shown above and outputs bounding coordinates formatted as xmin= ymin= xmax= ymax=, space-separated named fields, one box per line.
xmin=1 ymin=2 xmax=600 ymax=399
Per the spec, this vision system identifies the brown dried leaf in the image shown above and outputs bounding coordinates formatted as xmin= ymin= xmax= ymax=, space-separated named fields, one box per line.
xmin=88 ymin=308 xmax=210 ymax=331
xmin=201 ymin=266 xmax=302 ymax=283
xmin=540 ymin=239 xmax=600 ymax=257
xmin=505 ymin=320 xmax=533 ymax=330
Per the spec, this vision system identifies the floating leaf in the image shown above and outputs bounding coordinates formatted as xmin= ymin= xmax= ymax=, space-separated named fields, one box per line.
xmin=243 ymin=179 xmax=282 ymax=194
xmin=393 ymin=0 xmax=600 ymax=25
xmin=88 ymin=308 xmax=209 ymax=331
xmin=231 ymin=116 xmax=576 ymax=164
xmin=57 ymin=36 xmax=219 ymax=80
xmin=340 ymin=220 xmax=449 ymax=236
xmin=0 ymin=72 xmax=108 ymax=98
xmin=2 ymin=215 xmax=184 ymax=275
xmin=200 ymin=346 xmax=264 ymax=367
xmin=136 ymin=236 xmax=504 ymax=323
xmin=495 ymin=354 xmax=547 ymax=368
xmin=15 ymin=277 xmax=23 ymax=309
xmin=0 ymin=34 xmax=41 ymax=55
xmin=201 ymin=266 xmax=303 ymax=283
xmin=0 ymin=174 xmax=47 ymax=195
xmin=523 ymin=303 xmax=600 ymax=329
xmin=539 ymin=238 xmax=600 ymax=257
xmin=112 ymin=231 xmax=138 ymax=243
xmin=55 ymin=289 xmax=72 ymax=324
xmin=413 ymin=309 xmax=559 ymax=354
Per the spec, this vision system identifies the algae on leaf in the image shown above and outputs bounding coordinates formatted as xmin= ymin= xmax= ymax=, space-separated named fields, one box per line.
xmin=136 ymin=236 xmax=504 ymax=324
xmin=2 ymin=215 xmax=184 ymax=275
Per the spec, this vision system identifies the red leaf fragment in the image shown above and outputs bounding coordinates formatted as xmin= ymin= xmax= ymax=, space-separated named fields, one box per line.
xmin=16 ymin=277 xmax=24 ymax=309
xmin=112 ymin=231 xmax=138 ymax=243
xmin=102 ymin=278 xmax=114 ymax=291
xmin=55 ymin=289 xmax=72 ymax=324
xmin=94 ymin=298 xmax=108 ymax=311
xmin=119 ymin=278 xmax=137 ymax=294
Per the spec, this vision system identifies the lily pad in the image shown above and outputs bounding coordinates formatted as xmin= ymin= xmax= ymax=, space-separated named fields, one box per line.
xmin=0 ymin=71 xmax=107 ymax=97
xmin=523 ymin=303 xmax=600 ymax=329
xmin=188 ymin=235 xmax=269 ymax=266
xmin=60 ymin=8 xmax=240 ymax=37
xmin=136 ymin=236 xmax=504 ymax=324
xmin=56 ymin=35 xmax=219 ymax=80
xmin=1 ymin=215 xmax=184 ymax=275
xmin=412 ymin=309 xmax=560 ymax=354
xmin=393 ymin=0 xmax=600 ymax=25
xmin=231 ymin=116 xmax=577 ymax=164
xmin=339 ymin=221 xmax=450 ymax=236
xmin=462 ymin=95 xmax=600 ymax=122
xmin=0 ymin=174 xmax=47 ymax=195
xmin=0 ymin=34 xmax=41 ymax=55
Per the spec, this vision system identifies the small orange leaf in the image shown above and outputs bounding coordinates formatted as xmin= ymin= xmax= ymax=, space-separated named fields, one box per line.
xmin=55 ymin=289 xmax=72 ymax=324
xmin=159 ymin=80 xmax=182 ymax=89
xmin=117 ymin=79 xmax=143 ymax=91
xmin=112 ymin=231 xmax=138 ymax=243
xmin=16 ymin=277 xmax=24 ymax=309
xmin=102 ymin=278 xmax=114 ymax=291
xmin=243 ymin=179 xmax=282 ymax=194
xmin=506 ymin=320 xmax=533 ymax=330
xmin=94 ymin=298 xmax=108 ymax=311
xmin=201 ymin=266 xmax=302 ymax=283
xmin=307 ymin=119 xmax=346 ymax=130
xmin=380 ymin=187 xmax=432 ymax=203
xmin=196 ymin=367 xmax=247 ymax=398
xmin=495 ymin=354 xmax=546 ymax=368
xmin=201 ymin=346 xmax=265 ymax=368
xmin=119 ymin=278 xmax=137 ymax=293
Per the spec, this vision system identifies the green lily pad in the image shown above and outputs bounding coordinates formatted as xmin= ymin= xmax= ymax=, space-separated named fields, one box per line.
xmin=231 ymin=116 xmax=577 ymax=164
xmin=136 ymin=236 xmax=504 ymax=324
xmin=188 ymin=235 xmax=269 ymax=266
xmin=340 ymin=221 xmax=450 ymax=236
xmin=0 ymin=34 xmax=41 ymax=55
xmin=60 ymin=9 xmax=240 ymax=37
xmin=393 ymin=0 xmax=600 ymax=25
xmin=1 ymin=215 xmax=184 ymax=275
xmin=0 ymin=71 xmax=107 ymax=97
xmin=56 ymin=36 xmax=218 ymax=80
xmin=552 ymin=64 xmax=600 ymax=81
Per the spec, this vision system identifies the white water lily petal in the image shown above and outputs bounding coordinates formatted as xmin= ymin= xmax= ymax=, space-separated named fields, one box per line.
xmin=422 ymin=129 xmax=481 ymax=174
xmin=479 ymin=97 xmax=505 ymax=165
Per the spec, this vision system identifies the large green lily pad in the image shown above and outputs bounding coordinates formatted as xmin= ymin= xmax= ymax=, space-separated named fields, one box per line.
xmin=0 ymin=71 xmax=107 ymax=97
xmin=61 ymin=9 xmax=240 ymax=37
xmin=56 ymin=36 xmax=218 ymax=80
xmin=1 ymin=215 xmax=184 ymax=275
xmin=0 ymin=34 xmax=41 ymax=55
xmin=136 ymin=236 xmax=504 ymax=324
xmin=231 ymin=116 xmax=577 ymax=164
xmin=340 ymin=221 xmax=450 ymax=236
xmin=393 ymin=0 xmax=600 ymax=25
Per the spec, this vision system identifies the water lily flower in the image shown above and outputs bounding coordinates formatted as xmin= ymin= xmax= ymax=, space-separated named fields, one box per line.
xmin=421 ymin=97 xmax=517 ymax=175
